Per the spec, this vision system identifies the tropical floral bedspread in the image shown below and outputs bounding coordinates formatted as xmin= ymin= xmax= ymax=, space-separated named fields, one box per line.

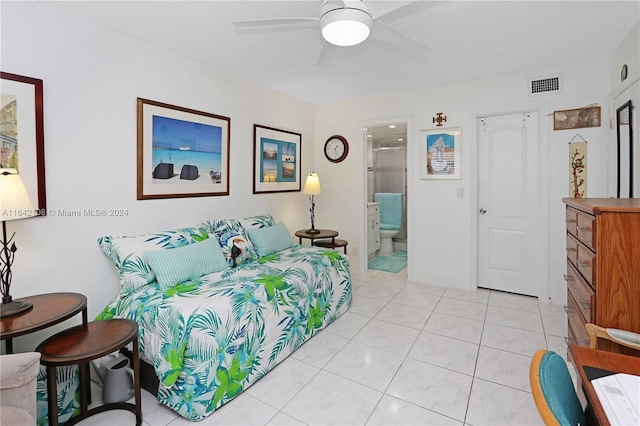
xmin=97 ymin=245 xmax=352 ymax=421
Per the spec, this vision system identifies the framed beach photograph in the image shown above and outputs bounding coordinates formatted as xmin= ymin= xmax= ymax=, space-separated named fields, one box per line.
xmin=420 ymin=127 xmax=461 ymax=179
xmin=137 ymin=98 xmax=230 ymax=200
xmin=253 ymin=124 xmax=301 ymax=194
xmin=553 ymin=106 xmax=601 ymax=130
xmin=0 ymin=72 xmax=47 ymax=212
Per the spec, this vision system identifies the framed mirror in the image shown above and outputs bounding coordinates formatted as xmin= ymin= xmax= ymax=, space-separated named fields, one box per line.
xmin=616 ymin=100 xmax=633 ymax=198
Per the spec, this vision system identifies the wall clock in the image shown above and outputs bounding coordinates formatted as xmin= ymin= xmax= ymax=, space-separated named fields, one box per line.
xmin=324 ymin=135 xmax=349 ymax=163
xmin=621 ymin=64 xmax=628 ymax=82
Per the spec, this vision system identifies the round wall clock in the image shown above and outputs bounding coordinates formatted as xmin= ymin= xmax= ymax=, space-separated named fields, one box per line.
xmin=324 ymin=135 xmax=349 ymax=163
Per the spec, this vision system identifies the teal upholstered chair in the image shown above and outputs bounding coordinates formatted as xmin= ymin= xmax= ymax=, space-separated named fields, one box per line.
xmin=530 ymin=350 xmax=586 ymax=426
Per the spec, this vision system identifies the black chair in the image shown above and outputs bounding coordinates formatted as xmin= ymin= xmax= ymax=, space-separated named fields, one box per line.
xmin=152 ymin=163 xmax=174 ymax=179
xmin=180 ymin=165 xmax=199 ymax=180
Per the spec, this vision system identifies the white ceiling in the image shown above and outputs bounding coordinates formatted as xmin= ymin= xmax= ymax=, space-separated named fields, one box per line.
xmin=44 ymin=1 xmax=639 ymax=104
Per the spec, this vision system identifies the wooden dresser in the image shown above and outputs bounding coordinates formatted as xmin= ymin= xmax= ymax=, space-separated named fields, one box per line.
xmin=563 ymin=198 xmax=640 ymax=356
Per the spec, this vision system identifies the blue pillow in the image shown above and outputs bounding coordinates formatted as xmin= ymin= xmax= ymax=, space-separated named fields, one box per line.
xmin=247 ymin=222 xmax=294 ymax=257
xmin=144 ymin=237 xmax=228 ymax=289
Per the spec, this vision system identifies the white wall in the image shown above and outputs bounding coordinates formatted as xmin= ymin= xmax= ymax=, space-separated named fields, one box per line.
xmin=2 ymin=1 xmax=316 ymax=352
xmin=314 ymin=59 xmax=615 ymax=305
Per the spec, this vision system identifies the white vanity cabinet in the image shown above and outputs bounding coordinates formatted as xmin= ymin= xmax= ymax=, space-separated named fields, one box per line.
xmin=367 ymin=202 xmax=380 ymax=256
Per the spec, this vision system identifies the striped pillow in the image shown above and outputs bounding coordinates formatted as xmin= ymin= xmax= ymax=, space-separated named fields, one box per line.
xmin=144 ymin=237 xmax=228 ymax=289
xmin=247 ymin=222 xmax=294 ymax=257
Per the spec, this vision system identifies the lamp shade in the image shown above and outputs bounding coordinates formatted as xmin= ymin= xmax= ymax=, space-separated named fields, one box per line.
xmin=0 ymin=172 xmax=36 ymax=221
xmin=320 ymin=7 xmax=372 ymax=47
xmin=303 ymin=173 xmax=321 ymax=195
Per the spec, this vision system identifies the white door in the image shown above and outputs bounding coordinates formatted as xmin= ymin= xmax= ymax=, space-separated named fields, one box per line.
xmin=478 ymin=112 xmax=539 ymax=296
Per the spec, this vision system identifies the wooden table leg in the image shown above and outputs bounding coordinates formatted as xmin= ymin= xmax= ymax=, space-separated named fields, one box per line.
xmin=133 ymin=338 xmax=142 ymax=426
xmin=47 ymin=366 xmax=59 ymax=426
xmin=79 ymin=362 xmax=89 ymax=413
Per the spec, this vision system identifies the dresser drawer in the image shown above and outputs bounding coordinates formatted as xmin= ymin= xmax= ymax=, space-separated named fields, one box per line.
xmin=567 ymin=294 xmax=590 ymax=347
xmin=576 ymin=211 xmax=595 ymax=250
xmin=566 ymin=207 xmax=578 ymax=237
xmin=576 ymin=245 xmax=596 ymax=287
xmin=566 ymin=261 xmax=594 ymax=322
xmin=566 ymin=233 xmax=579 ymax=266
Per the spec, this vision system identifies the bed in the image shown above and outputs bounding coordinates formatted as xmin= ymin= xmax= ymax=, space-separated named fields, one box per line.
xmin=95 ymin=215 xmax=352 ymax=421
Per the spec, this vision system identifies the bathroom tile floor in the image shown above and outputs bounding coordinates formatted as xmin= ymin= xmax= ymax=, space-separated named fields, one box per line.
xmin=80 ymin=266 xmax=569 ymax=425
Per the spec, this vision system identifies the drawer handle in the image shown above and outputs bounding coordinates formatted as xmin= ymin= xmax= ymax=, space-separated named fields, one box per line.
xmin=565 ymin=247 xmax=576 ymax=253
xmin=577 ymin=260 xmax=590 ymax=268
xmin=578 ymin=299 xmax=590 ymax=310
xmin=577 ymin=226 xmax=591 ymax=232
xmin=565 ymin=219 xmax=576 ymax=224
xmin=563 ymin=274 xmax=570 ymax=281
xmin=564 ymin=304 xmax=568 ymax=313
xmin=564 ymin=336 xmax=569 ymax=344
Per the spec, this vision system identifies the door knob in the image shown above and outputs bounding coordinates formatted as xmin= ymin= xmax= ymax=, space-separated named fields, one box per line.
xmin=479 ymin=208 xmax=487 ymax=215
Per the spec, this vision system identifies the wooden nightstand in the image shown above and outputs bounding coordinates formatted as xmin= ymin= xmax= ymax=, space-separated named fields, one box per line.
xmin=37 ymin=319 xmax=142 ymax=426
xmin=295 ymin=229 xmax=338 ymax=245
xmin=1 ymin=292 xmax=87 ymax=354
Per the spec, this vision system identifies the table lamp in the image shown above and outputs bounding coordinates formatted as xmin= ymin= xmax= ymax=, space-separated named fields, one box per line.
xmin=303 ymin=172 xmax=321 ymax=234
xmin=0 ymin=171 xmax=36 ymax=318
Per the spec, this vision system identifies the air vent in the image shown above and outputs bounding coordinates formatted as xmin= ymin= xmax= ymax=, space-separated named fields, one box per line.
xmin=528 ymin=75 xmax=562 ymax=96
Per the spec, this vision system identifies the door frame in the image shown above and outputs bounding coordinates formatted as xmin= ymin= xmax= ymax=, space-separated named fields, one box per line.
xmin=359 ymin=115 xmax=414 ymax=276
xmin=471 ymin=104 xmax=550 ymax=301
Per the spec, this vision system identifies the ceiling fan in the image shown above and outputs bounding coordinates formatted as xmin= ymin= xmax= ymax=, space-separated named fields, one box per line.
xmin=233 ymin=1 xmax=432 ymax=64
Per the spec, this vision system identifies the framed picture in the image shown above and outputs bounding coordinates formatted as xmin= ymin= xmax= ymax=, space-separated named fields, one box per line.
xmin=0 ymin=72 xmax=46 ymax=213
xmin=137 ymin=98 xmax=230 ymax=200
xmin=253 ymin=124 xmax=301 ymax=194
xmin=553 ymin=106 xmax=601 ymax=130
xmin=420 ymin=127 xmax=461 ymax=179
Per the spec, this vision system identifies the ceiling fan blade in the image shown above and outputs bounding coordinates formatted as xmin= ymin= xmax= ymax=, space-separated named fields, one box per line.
xmin=372 ymin=0 xmax=447 ymax=21
xmin=373 ymin=19 xmax=429 ymax=54
xmin=233 ymin=17 xmax=319 ymax=28
xmin=315 ymin=42 xmax=337 ymax=68
xmin=365 ymin=36 xmax=426 ymax=64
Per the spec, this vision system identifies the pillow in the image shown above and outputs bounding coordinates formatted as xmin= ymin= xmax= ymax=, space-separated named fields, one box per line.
xmin=216 ymin=226 xmax=259 ymax=267
xmin=201 ymin=218 xmax=242 ymax=235
xmin=144 ymin=237 xmax=228 ymax=289
xmin=98 ymin=226 xmax=208 ymax=293
xmin=247 ymin=222 xmax=294 ymax=257
xmin=239 ymin=214 xmax=276 ymax=230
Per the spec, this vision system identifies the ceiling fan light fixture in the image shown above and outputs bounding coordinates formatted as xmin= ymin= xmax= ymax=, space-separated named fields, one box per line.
xmin=321 ymin=8 xmax=372 ymax=47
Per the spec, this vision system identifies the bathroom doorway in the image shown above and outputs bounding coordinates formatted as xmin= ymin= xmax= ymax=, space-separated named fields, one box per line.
xmin=366 ymin=123 xmax=408 ymax=272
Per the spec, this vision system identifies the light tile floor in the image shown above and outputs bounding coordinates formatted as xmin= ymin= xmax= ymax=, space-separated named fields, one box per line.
xmin=80 ymin=266 xmax=569 ymax=425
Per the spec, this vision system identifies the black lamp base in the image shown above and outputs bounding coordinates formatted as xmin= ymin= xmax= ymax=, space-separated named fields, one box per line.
xmin=0 ymin=300 xmax=33 ymax=318
xmin=305 ymin=228 xmax=321 ymax=235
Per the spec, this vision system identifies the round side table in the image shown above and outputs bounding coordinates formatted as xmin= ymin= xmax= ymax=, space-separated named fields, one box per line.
xmin=1 ymin=292 xmax=87 ymax=354
xmin=313 ymin=238 xmax=348 ymax=254
xmin=36 ymin=319 xmax=142 ymax=426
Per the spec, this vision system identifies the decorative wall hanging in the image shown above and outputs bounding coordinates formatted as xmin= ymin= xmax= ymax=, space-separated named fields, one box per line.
xmin=137 ymin=98 xmax=230 ymax=200
xmin=568 ymin=134 xmax=587 ymax=198
xmin=420 ymin=127 xmax=461 ymax=179
xmin=553 ymin=105 xmax=601 ymax=130
xmin=253 ymin=124 xmax=301 ymax=194
xmin=0 ymin=72 xmax=47 ymax=213
xmin=432 ymin=112 xmax=447 ymax=127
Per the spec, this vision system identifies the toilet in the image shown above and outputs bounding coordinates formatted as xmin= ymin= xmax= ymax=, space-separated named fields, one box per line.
xmin=374 ymin=193 xmax=402 ymax=256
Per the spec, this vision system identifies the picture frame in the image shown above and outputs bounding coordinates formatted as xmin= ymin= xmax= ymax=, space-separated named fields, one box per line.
xmin=553 ymin=106 xmax=601 ymax=130
xmin=0 ymin=72 xmax=47 ymax=213
xmin=253 ymin=124 xmax=301 ymax=194
xmin=137 ymin=98 xmax=230 ymax=200
xmin=420 ymin=127 xmax=461 ymax=179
